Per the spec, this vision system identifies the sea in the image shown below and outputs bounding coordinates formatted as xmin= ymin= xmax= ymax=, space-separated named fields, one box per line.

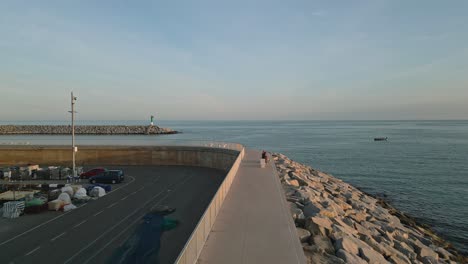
xmin=1 ymin=120 xmax=467 ymax=254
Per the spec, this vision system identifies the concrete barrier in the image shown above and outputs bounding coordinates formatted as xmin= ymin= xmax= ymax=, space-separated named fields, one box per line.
xmin=174 ymin=147 xmax=245 ymax=264
xmin=0 ymin=145 xmax=241 ymax=171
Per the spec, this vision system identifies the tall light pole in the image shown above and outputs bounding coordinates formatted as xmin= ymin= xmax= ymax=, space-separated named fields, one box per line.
xmin=69 ymin=92 xmax=77 ymax=179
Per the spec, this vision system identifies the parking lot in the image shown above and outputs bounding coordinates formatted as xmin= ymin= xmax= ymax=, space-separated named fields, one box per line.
xmin=0 ymin=165 xmax=226 ymax=264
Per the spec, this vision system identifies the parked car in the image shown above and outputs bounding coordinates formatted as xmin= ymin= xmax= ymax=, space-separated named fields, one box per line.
xmin=80 ymin=167 xmax=107 ymax=179
xmin=89 ymin=170 xmax=124 ymax=184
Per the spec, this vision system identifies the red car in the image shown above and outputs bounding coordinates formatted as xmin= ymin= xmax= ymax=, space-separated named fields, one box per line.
xmin=80 ymin=167 xmax=107 ymax=179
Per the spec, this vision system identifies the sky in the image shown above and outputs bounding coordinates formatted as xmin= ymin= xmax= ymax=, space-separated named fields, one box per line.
xmin=1 ymin=0 xmax=467 ymax=120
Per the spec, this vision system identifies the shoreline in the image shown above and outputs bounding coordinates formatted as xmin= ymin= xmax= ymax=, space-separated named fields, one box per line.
xmin=272 ymin=153 xmax=467 ymax=264
xmin=0 ymin=125 xmax=178 ymax=135
xmin=351 ymin=187 xmax=458 ymax=252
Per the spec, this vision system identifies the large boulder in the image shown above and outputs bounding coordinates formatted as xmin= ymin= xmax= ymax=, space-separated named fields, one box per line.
xmin=311 ymin=235 xmax=334 ymax=254
xmin=408 ymin=239 xmax=439 ymax=260
xmin=336 ymin=249 xmax=367 ymax=264
xmin=350 ymin=211 xmax=368 ymax=223
xmin=359 ymin=247 xmax=390 ymax=264
xmin=393 ymin=241 xmax=417 ymax=261
xmin=288 ymin=179 xmax=300 ymax=187
xmin=393 ymin=230 xmax=409 ymax=243
xmin=304 ymin=251 xmax=345 ymax=264
xmin=350 ymin=200 xmax=373 ymax=212
xmin=335 ymin=236 xmax=360 ymax=255
xmin=303 ymin=203 xmax=322 ymax=217
xmin=289 ymin=202 xmax=305 ymax=220
xmin=343 ymin=191 xmax=360 ymax=201
xmin=320 ymin=199 xmax=345 ymax=216
xmin=288 ymin=172 xmax=310 ymax=186
xmin=333 ymin=217 xmax=357 ymax=232
xmin=421 ymin=256 xmax=439 ymax=264
xmin=360 ymin=234 xmax=393 ymax=257
xmin=388 ymin=251 xmax=412 ymax=264
xmin=306 ymin=216 xmax=333 ymax=236
xmin=308 ymin=181 xmax=325 ymax=191
xmin=361 ymin=195 xmax=377 ymax=205
xmin=418 ymin=246 xmax=439 ymax=261
xmin=354 ymin=222 xmax=373 ymax=237
xmin=320 ymin=208 xmax=338 ymax=218
xmin=434 ymin=247 xmax=453 ymax=260
xmin=296 ymin=228 xmax=311 ymax=243
xmin=294 ymin=189 xmax=313 ymax=202
xmin=293 ymin=208 xmax=305 ymax=221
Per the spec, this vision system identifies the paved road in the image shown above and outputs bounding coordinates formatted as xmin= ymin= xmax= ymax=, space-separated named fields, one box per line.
xmin=0 ymin=166 xmax=225 ymax=264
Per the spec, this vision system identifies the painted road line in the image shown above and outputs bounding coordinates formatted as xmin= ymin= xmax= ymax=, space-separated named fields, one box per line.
xmin=107 ymin=202 xmax=118 ymax=208
xmin=84 ymin=193 xmax=172 ymax=264
xmin=63 ymin=186 xmax=171 ymax=264
xmin=0 ymin=211 xmax=69 ymax=246
xmin=121 ymin=196 xmax=128 ymax=201
xmin=25 ymin=246 xmax=40 ymax=256
xmin=84 ymin=176 xmax=194 ymax=263
xmin=73 ymin=220 xmax=87 ymax=228
xmin=0 ymin=176 xmax=137 ymax=247
xmin=93 ymin=210 xmax=104 ymax=217
xmin=51 ymin=232 xmax=67 ymax=242
xmin=111 ymin=176 xmax=135 ymax=192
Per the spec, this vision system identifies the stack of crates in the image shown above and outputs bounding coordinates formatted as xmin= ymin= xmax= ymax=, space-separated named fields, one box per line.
xmin=61 ymin=167 xmax=72 ymax=179
xmin=49 ymin=166 xmax=61 ymax=180
xmin=2 ymin=201 xmax=25 ymax=218
xmin=36 ymin=168 xmax=51 ymax=180
xmin=1 ymin=168 xmax=11 ymax=180
xmin=19 ymin=167 xmax=31 ymax=180
xmin=9 ymin=167 xmax=20 ymax=181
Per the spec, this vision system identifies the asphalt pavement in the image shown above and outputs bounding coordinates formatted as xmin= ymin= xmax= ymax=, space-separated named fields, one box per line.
xmin=0 ymin=165 xmax=225 ymax=264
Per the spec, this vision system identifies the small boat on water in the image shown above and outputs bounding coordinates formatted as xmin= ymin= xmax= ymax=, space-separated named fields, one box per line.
xmin=374 ymin=137 xmax=388 ymax=141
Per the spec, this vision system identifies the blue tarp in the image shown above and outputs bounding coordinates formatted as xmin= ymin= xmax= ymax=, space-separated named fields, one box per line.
xmin=86 ymin=184 xmax=111 ymax=193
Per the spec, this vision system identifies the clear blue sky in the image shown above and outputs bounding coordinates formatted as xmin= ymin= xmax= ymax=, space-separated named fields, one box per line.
xmin=1 ymin=0 xmax=467 ymax=120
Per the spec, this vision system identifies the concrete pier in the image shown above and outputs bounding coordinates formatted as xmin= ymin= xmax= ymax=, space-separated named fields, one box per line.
xmin=197 ymin=149 xmax=306 ymax=264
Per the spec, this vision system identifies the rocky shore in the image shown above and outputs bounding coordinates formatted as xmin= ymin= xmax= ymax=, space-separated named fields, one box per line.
xmin=0 ymin=125 xmax=177 ymax=135
xmin=272 ymin=153 xmax=467 ymax=264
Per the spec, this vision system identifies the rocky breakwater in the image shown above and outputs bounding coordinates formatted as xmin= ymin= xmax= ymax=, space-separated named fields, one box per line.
xmin=272 ymin=153 xmax=467 ymax=264
xmin=0 ymin=125 xmax=178 ymax=135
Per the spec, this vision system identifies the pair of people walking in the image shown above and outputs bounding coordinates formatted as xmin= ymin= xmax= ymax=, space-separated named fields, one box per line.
xmin=261 ymin=150 xmax=269 ymax=163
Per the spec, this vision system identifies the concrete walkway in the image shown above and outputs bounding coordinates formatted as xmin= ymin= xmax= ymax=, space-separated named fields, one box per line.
xmin=198 ymin=149 xmax=306 ymax=264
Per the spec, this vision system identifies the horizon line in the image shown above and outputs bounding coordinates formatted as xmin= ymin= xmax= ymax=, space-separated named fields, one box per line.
xmin=1 ymin=119 xmax=468 ymax=122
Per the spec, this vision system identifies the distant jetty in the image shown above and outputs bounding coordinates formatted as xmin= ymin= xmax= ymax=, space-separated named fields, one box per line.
xmin=0 ymin=125 xmax=178 ymax=135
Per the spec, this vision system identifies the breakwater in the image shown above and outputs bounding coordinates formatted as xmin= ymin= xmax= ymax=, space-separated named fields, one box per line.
xmin=272 ymin=153 xmax=466 ymax=264
xmin=0 ymin=125 xmax=177 ymax=135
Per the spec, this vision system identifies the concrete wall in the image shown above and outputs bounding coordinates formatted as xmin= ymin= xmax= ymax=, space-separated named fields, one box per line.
xmin=0 ymin=145 xmax=239 ymax=171
xmin=175 ymin=148 xmax=245 ymax=264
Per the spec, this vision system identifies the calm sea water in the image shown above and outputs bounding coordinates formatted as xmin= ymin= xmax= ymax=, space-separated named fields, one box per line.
xmin=1 ymin=120 xmax=467 ymax=253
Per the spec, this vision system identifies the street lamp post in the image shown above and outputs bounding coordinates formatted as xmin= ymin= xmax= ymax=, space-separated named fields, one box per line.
xmin=69 ymin=92 xmax=77 ymax=180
